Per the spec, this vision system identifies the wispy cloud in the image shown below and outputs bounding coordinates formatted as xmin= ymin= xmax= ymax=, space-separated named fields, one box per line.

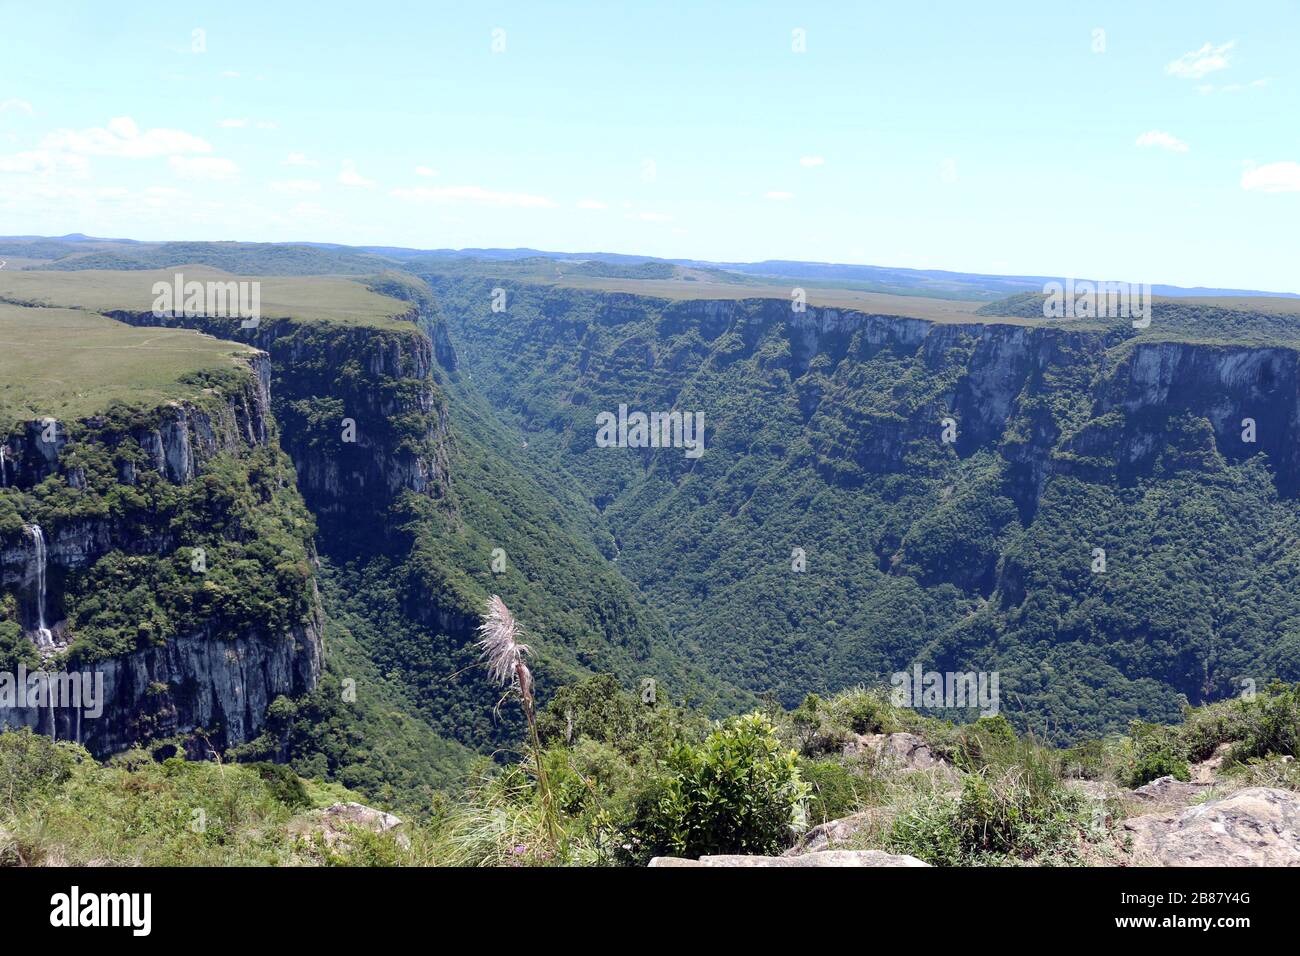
xmin=390 ymin=184 xmax=557 ymax=207
xmin=1241 ymin=161 xmax=1300 ymax=193
xmin=1135 ymin=130 xmax=1189 ymax=153
xmin=577 ymin=198 xmax=608 ymax=209
xmin=1166 ymin=41 xmax=1234 ymax=80
xmin=45 ymin=117 xmax=211 ymax=158
xmin=219 ymin=118 xmax=248 ymax=128
xmin=283 ymin=152 xmax=317 ymax=167
xmin=799 ymin=155 xmax=824 ymax=167
xmin=636 ymin=211 xmax=673 ymax=222
xmin=0 ymin=149 xmax=89 ymax=176
xmin=338 ymin=159 xmax=375 ymax=188
xmin=415 ymin=165 xmax=438 ymax=177
xmin=764 ymin=190 xmax=795 ymax=200
xmin=0 ymin=98 xmax=33 ymax=115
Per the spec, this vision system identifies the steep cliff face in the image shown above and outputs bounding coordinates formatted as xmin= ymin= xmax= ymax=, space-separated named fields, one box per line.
xmin=425 ymin=277 xmax=1300 ymax=738
xmin=0 ymin=356 xmax=322 ymax=755
xmin=109 ymin=310 xmax=453 ymax=552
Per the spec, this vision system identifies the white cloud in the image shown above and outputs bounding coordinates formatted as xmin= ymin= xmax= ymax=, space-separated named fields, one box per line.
xmin=1166 ymin=41 xmax=1234 ymax=80
xmin=577 ymin=198 xmax=608 ymax=209
xmin=255 ymin=120 xmax=277 ymax=130
xmin=1135 ymin=130 xmax=1189 ymax=153
xmin=389 ymin=184 xmax=557 ymax=207
xmin=44 ymin=117 xmax=212 ymax=158
xmin=221 ymin=71 xmax=240 ymax=78
xmin=219 ymin=118 xmax=248 ymax=128
xmin=283 ymin=152 xmax=317 ymax=167
xmin=636 ymin=211 xmax=672 ymax=222
xmin=271 ymin=179 xmax=322 ymax=193
xmin=338 ymin=159 xmax=375 ymax=188
xmin=764 ymin=190 xmax=795 ymax=200
xmin=0 ymin=99 xmax=33 ymax=115
xmin=1241 ymin=161 xmax=1300 ymax=193
xmin=415 ymin=165 xmax=438 ymax=177
xmin=799 ymin=155 xmax=824 ymax=167
xmin=170 ymin=155 xmax=239 ymax=180
xmin=0 ymin=149 xmax=89 ymax=176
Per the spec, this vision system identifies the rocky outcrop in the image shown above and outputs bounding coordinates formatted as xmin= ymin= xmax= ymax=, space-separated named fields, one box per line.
xmin=1130 ymin=774 xmax=1213 ymax=805
xmin=786 ymin=809 xmax=884 ymax=854
xmin=0 ymin=353 xmax=322 ymax=758
xmin=0 ymin=354 xmax=272 ymax=492
xmin=0 ymin=622 xmax=320 ymax=753
xmin=842 ymin=731 xmax=955 ymax=778
xmin=1123 ymin=787 xmax=1300 ymax=866
xmin=294 ymin=802 xmax=408 ymax=851
xmin=109 ymin=310 xmax=452 ymax=551
xmin=649 ymin=850 xmax=929 ymax=867
xmin=0 ymin=361 xmax=280 ymax=630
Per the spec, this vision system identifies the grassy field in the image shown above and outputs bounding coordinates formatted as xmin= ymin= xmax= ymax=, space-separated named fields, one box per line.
xmin=1176 ymin=295 xmax=1300 ymax=315
xmin=0 ymin=266 xmax=417 ymax=329
xmin=534 ymin=274 xmax=999 ymax=322
xmin=0 ymin=302 xmax=259 ymax=424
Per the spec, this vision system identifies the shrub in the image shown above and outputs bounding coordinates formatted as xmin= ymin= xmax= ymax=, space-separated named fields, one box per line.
xmin=831 ymin=689 xmax=899 ymax=736
xmin=625 ymin=712 xmax=808 ymax=860
xmin=889 ymin=755 xmax=1092 ymax=865
xmin=250 ymin=761 xmax=311 ymax=809
xmin=1175 ymin=697 xmax=1254 ymax=762
xmin=799 ymin=758 xmax=874 ymax=824
xmin=1227 ymin=684 xmax=1300 ymax=766
xmin=955 ymin=714 xmax=1018 ymax=771
xmin=1123 ymin=722 xmax=1190 ymax=787
xmin=0 ymin=729 xmax=79 ymax=810
xmin=1061 ymin=739 xmax=1106 ymax=780
xmin=1226 ymin=756 xmax=1300 ymax=791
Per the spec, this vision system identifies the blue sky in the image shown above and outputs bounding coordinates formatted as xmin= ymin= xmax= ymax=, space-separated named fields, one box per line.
xmin=1 ymin=0 xmax=1297 ymax=291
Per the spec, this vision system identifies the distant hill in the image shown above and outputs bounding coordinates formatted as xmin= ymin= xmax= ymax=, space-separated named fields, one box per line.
xmin=5 ymin=235 xmax=1294 ymax=299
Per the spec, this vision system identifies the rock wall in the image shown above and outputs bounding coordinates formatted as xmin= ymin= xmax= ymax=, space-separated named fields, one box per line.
xmin=0 ymin=353 xmax=322 ymax=757
xmin=109 ymin=309 xmax=452 ymax=552
xmin=0 ymin=621 xmax=320 ymax=754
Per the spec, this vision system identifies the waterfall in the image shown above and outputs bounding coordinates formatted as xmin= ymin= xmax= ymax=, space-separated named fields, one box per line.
xmin=46 ymin=679 xmax=56 ymax=742
xmin=0 ymin=445 xmax=8 ymax=486
xmin=26 ymin=525 xmax=54 ymax=650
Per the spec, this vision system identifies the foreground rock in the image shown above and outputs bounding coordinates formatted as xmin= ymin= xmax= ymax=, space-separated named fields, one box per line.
xmin=293 ymin=802 xmax=409 ymax=851
xmin=785 ymin=809 xmax=893 ymax=855
xmin=1130 ymin=775 xmax=1211 ymax=805
xmin=1123 ymin=787 xmax=1300 ymax=866
xmin=649 ymin=850 xmax=929 ymax=867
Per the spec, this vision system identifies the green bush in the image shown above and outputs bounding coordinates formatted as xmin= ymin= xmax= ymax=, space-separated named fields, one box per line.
xmin=799 ymin=758 xmax=874 ymax=824
xmin=625 ymin=712 xmax=808 ymax=860
xmin=889 ymin=756 xmax=1091 ymax=865
xmin=0 ymin=729 xmax=79 ymax=809
xmin=1175 ymin=697 xmax=1254 ymax=762
xmin=832 ymin=690 xmax=899 ymax=736
xmin=1123 ymin=722 xmax=1190 ymax=787
xmin=1061 ymin=739 xmax=1106 ymax=780
xmin=250 ymin=761 xmax=311 ymax=809
xmin=1227 ymin=684 xmax=1300 ymax=766
xmin=955 ymin=714 xmax=1018 ymax=771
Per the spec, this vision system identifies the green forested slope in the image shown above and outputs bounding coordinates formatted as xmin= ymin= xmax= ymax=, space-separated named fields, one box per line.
xmin=422 ymin=274 xmax=1300 ymax=741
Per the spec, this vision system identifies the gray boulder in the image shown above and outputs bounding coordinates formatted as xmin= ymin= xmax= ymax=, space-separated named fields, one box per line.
xmin=1123 ymin=787 xmax=1300 ymax=866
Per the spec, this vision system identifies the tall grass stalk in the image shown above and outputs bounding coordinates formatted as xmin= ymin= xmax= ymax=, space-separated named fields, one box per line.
xmin=476 ymin=595 xmax=558 ymax=847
